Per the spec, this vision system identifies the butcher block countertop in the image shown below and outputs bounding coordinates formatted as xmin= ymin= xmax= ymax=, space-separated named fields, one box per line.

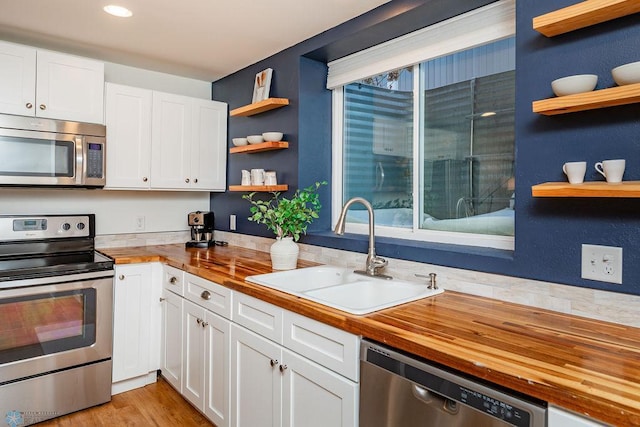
xmin=100 ymin=243 xmax=640 ymax=426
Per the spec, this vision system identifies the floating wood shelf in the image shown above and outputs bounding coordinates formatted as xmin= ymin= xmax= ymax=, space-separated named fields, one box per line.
xmin=229 ymin=141 xmax=288 ymax=154
xmin=532 ymin=82 xmax=640 ymax=115
xmin=533 ymin=0 xmax=640 ymax=37
xmin=230 ymin=98 xmax=289 ymax=117
xmin=531 ymin=181 xmax=640 ymax=197
xmin=228 ymin=184 xmax=289 ymax=192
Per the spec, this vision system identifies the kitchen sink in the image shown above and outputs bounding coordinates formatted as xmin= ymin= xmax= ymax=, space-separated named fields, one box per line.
xmin=246 ymin=265 xmax=443 ymax=315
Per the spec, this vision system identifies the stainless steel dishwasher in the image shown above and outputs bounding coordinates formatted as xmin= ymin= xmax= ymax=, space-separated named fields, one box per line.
xmin=360 ymin=340 xmax=547 ymax=427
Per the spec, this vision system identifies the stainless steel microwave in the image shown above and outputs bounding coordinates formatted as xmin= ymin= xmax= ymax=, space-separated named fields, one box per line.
xmin=0 ymin=113 xmax=106 ymax=188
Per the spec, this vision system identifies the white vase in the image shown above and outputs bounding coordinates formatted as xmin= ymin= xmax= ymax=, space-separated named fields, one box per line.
xmin=270 ymin=237 xmax=299 ymax=270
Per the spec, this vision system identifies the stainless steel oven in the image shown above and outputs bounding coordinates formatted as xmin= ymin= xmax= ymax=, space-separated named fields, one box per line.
xmin=0 ymin=113 xmax=106 ymax=187
xmin=0 ymin=214 xmax=113 ymax=426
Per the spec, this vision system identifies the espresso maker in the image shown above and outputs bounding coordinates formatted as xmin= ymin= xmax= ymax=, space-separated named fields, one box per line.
xmin=186 ymin=211 xmax=215 ymax=248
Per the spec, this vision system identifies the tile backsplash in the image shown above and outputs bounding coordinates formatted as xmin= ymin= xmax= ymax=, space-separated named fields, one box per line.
xmin=98 ymin=230 xmax=640 ymax=328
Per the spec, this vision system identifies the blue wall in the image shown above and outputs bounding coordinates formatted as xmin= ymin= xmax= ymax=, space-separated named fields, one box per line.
xmin=212 ymin=0 xmax=640 ymax=296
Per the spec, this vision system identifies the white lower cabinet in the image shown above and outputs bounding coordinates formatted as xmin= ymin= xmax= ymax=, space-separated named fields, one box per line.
xmin=161 ymin=282 xmax=184 ymax=391
xmin=230 ymin=293 xmax=358 ymax=427
xmin=548 ymin=406 xmax=606 ymax=427
xmin=112 ymin=263 xmax=162 ymax=395
xmin=183 ymin=299 xmax=230 ymax=427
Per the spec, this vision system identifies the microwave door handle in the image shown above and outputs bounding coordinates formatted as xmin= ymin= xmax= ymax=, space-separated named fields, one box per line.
xmin=75 ymin=136 xmax=84 ymax=185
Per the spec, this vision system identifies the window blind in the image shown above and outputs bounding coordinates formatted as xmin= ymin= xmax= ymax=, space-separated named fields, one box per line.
xmin=326 ymin=0 xmax=515 ymax=89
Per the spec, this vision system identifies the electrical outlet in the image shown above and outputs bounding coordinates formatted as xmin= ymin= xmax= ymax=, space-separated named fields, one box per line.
xmin=581 ymin=244 xmax=622 ymax=284
xmin=230 ymin=214 xmax=236 ymax=231
xmin=135 ymin=215 xmax=145 ymax=231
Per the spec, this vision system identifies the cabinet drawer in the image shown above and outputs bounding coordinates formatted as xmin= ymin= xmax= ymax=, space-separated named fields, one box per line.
xmin=163 ymin=265 xmax=185 ymax=296
xmin=184 ymin=273 xmax=232 ymax=319
xmin=283 ymin=311 xmax=360 ymax=382
xmin=233 ymin=293 xmax=283 ymax=344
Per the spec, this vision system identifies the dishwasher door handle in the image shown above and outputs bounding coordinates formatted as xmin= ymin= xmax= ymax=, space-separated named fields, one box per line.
xmin=412 ymin=383 xmax=459 ymax=415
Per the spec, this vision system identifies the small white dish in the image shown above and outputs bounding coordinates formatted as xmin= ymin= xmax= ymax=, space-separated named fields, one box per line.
xmin=232 ymin=137 xmax=248 ymax=146
xmin=247 ymin=135 xmax=264 ymax=144
xmin=612 ymin=61 xmax=640 ymax=86
xmin=262 ymin=132 xmax=283 ymax=142
xmin=551 ymin=74 xmax=598 ymax=96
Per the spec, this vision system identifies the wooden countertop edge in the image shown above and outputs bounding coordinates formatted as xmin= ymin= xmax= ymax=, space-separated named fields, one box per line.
xmin=100 ymin=245 xmax=640 ymax=426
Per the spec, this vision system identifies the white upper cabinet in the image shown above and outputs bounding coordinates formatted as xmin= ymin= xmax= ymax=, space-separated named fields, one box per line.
xmin=0 ymin=41 xmax=104 ymax=123
xmin=191 ymin=98 xmax=227 ymax=191
xmin=151 ymin=92 xmax=227 ymax=191
xmin=105 ymin=85 xmax=227 ymax=191
xmin=105 ymin=83 xmax=152 ymax=189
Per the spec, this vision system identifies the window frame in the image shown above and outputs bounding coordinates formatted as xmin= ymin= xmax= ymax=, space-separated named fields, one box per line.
xmin=330 ymin=1 xmax=516 ymax=251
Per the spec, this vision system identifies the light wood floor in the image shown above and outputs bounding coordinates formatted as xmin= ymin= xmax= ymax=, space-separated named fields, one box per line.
xmin=38 ymin=376 xmax=213 ymax=426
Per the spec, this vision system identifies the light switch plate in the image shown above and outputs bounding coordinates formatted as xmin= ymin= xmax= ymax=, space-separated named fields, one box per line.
xmin=581 ymin=244 xmax=622 ymax=284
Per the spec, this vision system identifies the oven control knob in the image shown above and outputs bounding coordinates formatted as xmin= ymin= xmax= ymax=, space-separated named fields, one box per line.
xmin=76 ymin=222 xmax=86 ymax=230
xmin=61 ymin=223 xmax=71 ymax=231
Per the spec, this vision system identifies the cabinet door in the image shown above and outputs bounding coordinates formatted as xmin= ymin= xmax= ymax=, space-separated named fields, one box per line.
xmin=148 ymin=263 xmax=163 ymax=371
xmin=105 ymin=83 xmax=152 ymax=189
xmin=112 ymin=264 xmax=152 ymax=383
xmin=548 ymin=406 xmax=605 ymax=427
xmin=183 ymin=300 xmax=206 ymax=410
xmin=282 ymin=349 xmax=357 ymax=427
xmin=204 ymin=310 xmax=231 ymax=427
xmin=231 ymin=324 xmax=282 ymax=427
xmin=161 ymin=288 xmax=183 ymax=391
xmin=35 ymin=49 xmax=104 ymax=123
xmin=151 ymin=91 xmax=192 ymax=189
xmin=191 ymin=98 xmax=227 ymax=191
xmin=0 ymin=41 xmax=36 ymax=116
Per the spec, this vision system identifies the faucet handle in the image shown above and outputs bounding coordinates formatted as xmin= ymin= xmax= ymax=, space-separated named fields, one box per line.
xmin=415 ymin=273 xmax=438 ymax=289
xmin=372 ymin=256 xmax=388 ymax=268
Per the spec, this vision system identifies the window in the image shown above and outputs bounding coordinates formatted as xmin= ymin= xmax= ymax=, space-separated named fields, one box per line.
xmin=330 ymin=0 xmax=515 ymax=250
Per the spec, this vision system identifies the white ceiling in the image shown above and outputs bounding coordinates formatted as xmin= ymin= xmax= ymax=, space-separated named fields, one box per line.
xmin=0 ymin=0 xmax=390 ymax=82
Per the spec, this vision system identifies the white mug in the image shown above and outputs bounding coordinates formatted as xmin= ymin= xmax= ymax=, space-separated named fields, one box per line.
xmin=241 ymin=170 xmax=251 ymax=186
xmin=562 ymin=161 xmax=586 ymax=184
xmin=595 ymin=159 xmax=625 ymax=183
xmin=251 ymin=168 xmax=265 ymax=186
xmin=265 ymin=171 xmax=277 ymax=186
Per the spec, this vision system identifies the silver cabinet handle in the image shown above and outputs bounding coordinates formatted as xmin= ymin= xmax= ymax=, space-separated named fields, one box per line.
xmin=279 ymin=364 xmax=288 ymax=372
xmin=39 ymin=104 xmax=46 ymax=110
xmin=196 ymin=318 xmax=202 ymax=325
xmin=201 ymin=290 xmax=211 ymax=300
xmin=25 ymin=102 xmax=33 ymax=109
xmin=118 ymin=274 xmax=125 ymax=280
xmin=270 ymin=359 xmax=278 ymax=367
xmin=143 ymin=177 xmax=148 ymax=182
xmin=201 ymin=321 xmax=208 ymax=328
xmin=169 ymin=276 xmax=177 ymax=284
xmin=185 ymin=178 xmax=190 ymax=183
xmin=159 ymin=297 xmax=166 ymax=302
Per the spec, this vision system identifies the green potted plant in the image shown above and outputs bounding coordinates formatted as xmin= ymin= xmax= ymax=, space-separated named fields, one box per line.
xmin=243 ymin=181 xmax=326 ymax=270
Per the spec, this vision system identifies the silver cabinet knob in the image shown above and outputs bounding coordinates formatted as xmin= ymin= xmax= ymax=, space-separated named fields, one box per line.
xmin=25 ymin=102 xmax=33 ymax=109
xmin=279 ymin=364 xmax=288 ymax=372
xmin=143 ymin=177 xmax=148 ymax=182
xmin=201 ymin=290 xmax=211 ymax=300
xmin=194 ymin=178 xmax=198 ymax=183
xmin=270 ymin=359 xmax=278 ymax=367
xmin=159 ymin=297 xmax=166 ymax=302
xmin=39 ymin=104 xmax=46 ymax=110
xmin=185 ymin=178 xmax=190 ymax=183
xmin=196 ymin=318 xmax=202 ymax=325
xmin=169 ymin=276 xmax=177 ymax=284
xmin=201 ymin=321 xmax=208 ymax=328
xmin=118 ymin=274 xmax=125 ymax=280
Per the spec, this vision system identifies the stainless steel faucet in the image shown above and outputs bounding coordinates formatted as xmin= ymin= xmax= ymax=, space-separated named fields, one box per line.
xmin=334 ymin=197 xmax=392 ymax=279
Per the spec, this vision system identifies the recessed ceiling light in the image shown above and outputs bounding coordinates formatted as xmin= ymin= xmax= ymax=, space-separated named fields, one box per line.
xmin=103 ymin=5 xmax=133 ymax=18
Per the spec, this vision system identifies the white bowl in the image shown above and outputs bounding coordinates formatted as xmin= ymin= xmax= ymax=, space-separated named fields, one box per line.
xmin=232 ymin=137 xmax=248 ymax=146
xmin=262 ymin=132 xmax=283 ymax=142
xmin=612 ymin=61 xmax=640 ymax=86
xmin=551 ymin=74 xmax=598 ymax=96
xmin=247 ymin=135 xmax=264 ymax=144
